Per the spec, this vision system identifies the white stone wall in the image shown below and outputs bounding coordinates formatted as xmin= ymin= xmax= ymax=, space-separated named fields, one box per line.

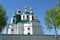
xmin=17 ymin=23 xmax=24 ymax=34
xmin=11 ymin=18 xmax=16 ymax=24
xmin=7 ymin=25 xmax=13 ymax=34
xmin=32 ymin=22 xmax=43 ymax=35
xmin=7 ymin=21 xmax=43 ymax=35
xmin=29 ymin=15 xmax=32 ymax=21
xmin=24 ymin=22 xmax=33 ymax=35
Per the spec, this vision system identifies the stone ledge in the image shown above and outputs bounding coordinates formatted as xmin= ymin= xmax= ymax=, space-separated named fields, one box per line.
xmin=0 ymin=34 xmax=60 ymax=40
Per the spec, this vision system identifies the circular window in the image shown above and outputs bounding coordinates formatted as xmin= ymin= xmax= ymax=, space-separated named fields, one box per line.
xmin=28 ymin=28 xmax=30 ymax=30
xmin=28 ymin=33 xmax=30 ymax=35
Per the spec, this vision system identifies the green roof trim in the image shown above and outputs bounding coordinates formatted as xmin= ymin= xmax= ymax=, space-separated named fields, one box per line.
xmin=30 ymin=13 xmax=34 ymax=15
xmin=16 ymin=19 xmax=29 ymax=24
xmin=18 ymin=11 xmax=21 ymax=13
xmin=24 ymin=12 xmax=30 ymax=14
xmin=20 ymin=19 xmax=29 ymax=23
xmin=24 ymin=12 xmax=34 ymax=15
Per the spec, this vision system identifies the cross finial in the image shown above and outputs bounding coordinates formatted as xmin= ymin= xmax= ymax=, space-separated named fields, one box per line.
xmin=18 ymin=5 xmax=20 ymax=9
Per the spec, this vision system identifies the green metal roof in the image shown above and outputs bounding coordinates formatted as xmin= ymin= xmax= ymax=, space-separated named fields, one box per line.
xmin=16 ymin=19 xmax=29 ymax=24
xmin=24 ymin=12 xmax=30 ymax=14
xmin=24 ymin=12 xmax=34 ymax=15
xmin=20 ymin=19 xmax=29 ymax=23
xmin=30 ymin=13 xmax=34 ymax=15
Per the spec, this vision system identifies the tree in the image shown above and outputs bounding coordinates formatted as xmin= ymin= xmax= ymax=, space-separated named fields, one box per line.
xmin=0 ymin=5 xmax=7 ymax=32
xmin=44 ymin=0 xmax=60 ymax=40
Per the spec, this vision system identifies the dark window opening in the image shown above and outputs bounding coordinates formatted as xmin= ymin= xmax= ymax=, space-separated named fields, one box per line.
xmin=18 ymin=11 xmax=21 ymax=13
xmin=28 ymin=28 xmax=30 ymax=30
xmin=11 ymin=29 xmax=13 ymax=31
xmin=13 ymin=19 xmax=15 ymax=23
xmin=27 ymin=15 xmax=29 ymax=19
xmin=23 ymin=15 xmax=25 ymax=19
xmin=28 ymin=33 xmax=30 ymax=35
xmin=17 ymin=15 xmax=21 ymax=20
xmin=32 ymin=16 xmax=34 ymax=21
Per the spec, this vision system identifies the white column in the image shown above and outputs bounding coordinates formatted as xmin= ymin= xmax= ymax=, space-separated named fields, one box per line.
xmin=21 ymin=15 xmax=23 ymax=20
xmin=8 ymin=29 xmax=12 ymax=34
xmin=29 ymin=15 xmax=32 ymax=21
xmin=8 ymin=26 xmax=13 ymax=34
xmin=30 ymin=7 xmax=33 ymax=21
xmin=25 ymin=15 xmax=27 ymax=19
xmin=11 ymin=18 xmax=13 ymax=24
xmin=11 ymin=17 xmax=16 ymax=24
xmin=17 ymin=24 xmax=18 ymax=34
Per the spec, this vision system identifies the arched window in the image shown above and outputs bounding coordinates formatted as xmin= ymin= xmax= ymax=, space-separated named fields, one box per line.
xmin=17 ymin=15 xmax=21 ymax=20
xmin=13 ymin=18 xmax=16 ymax=23
xmin=27 ymin=15 xmax=29 ymax=19
xmin=23 ymin=15 xmax=25 ymax=19
xmin=32 ymin=16 xmax=34 ymax=21
xmin=13 ymin=19 xmax=15 ymax=23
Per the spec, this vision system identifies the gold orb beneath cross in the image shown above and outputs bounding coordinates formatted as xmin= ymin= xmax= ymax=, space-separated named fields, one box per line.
xmin=30 ymin=7 xmax=33 ymax=11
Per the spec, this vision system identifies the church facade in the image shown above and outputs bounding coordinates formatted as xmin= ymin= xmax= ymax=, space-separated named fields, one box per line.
xmin=0 ymin=6 xmax=60 ymax=40
xmin=6 ymin=6 xmax=43 ymax=35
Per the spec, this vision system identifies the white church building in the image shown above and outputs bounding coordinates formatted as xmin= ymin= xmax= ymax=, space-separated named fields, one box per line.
xmin=6 ymin=6 xmax=43 ymax=35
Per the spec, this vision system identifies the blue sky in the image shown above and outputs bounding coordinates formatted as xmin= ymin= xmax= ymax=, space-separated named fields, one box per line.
xmin=0 ymin=0 xmax=60 ymax=34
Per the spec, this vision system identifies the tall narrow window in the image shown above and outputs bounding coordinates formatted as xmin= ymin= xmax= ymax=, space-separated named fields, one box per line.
xmin=17 ymin=15 xmax=21 ymax=20
xmin=23 ymin=15 xmax=25 ymax=19
xmin=27 ymin=15 xmax=29 ymax=19
xmin=32 ymin=16 xmax=34 ymax=21
xmin=13 ymin=19 xmax=15 ymax=23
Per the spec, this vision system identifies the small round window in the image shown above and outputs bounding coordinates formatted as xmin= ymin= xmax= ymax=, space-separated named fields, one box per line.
xmin=28 ymin=28 xmax=30 ymax=30
xmin=28 ymin=33 xmax=30 ymax=35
